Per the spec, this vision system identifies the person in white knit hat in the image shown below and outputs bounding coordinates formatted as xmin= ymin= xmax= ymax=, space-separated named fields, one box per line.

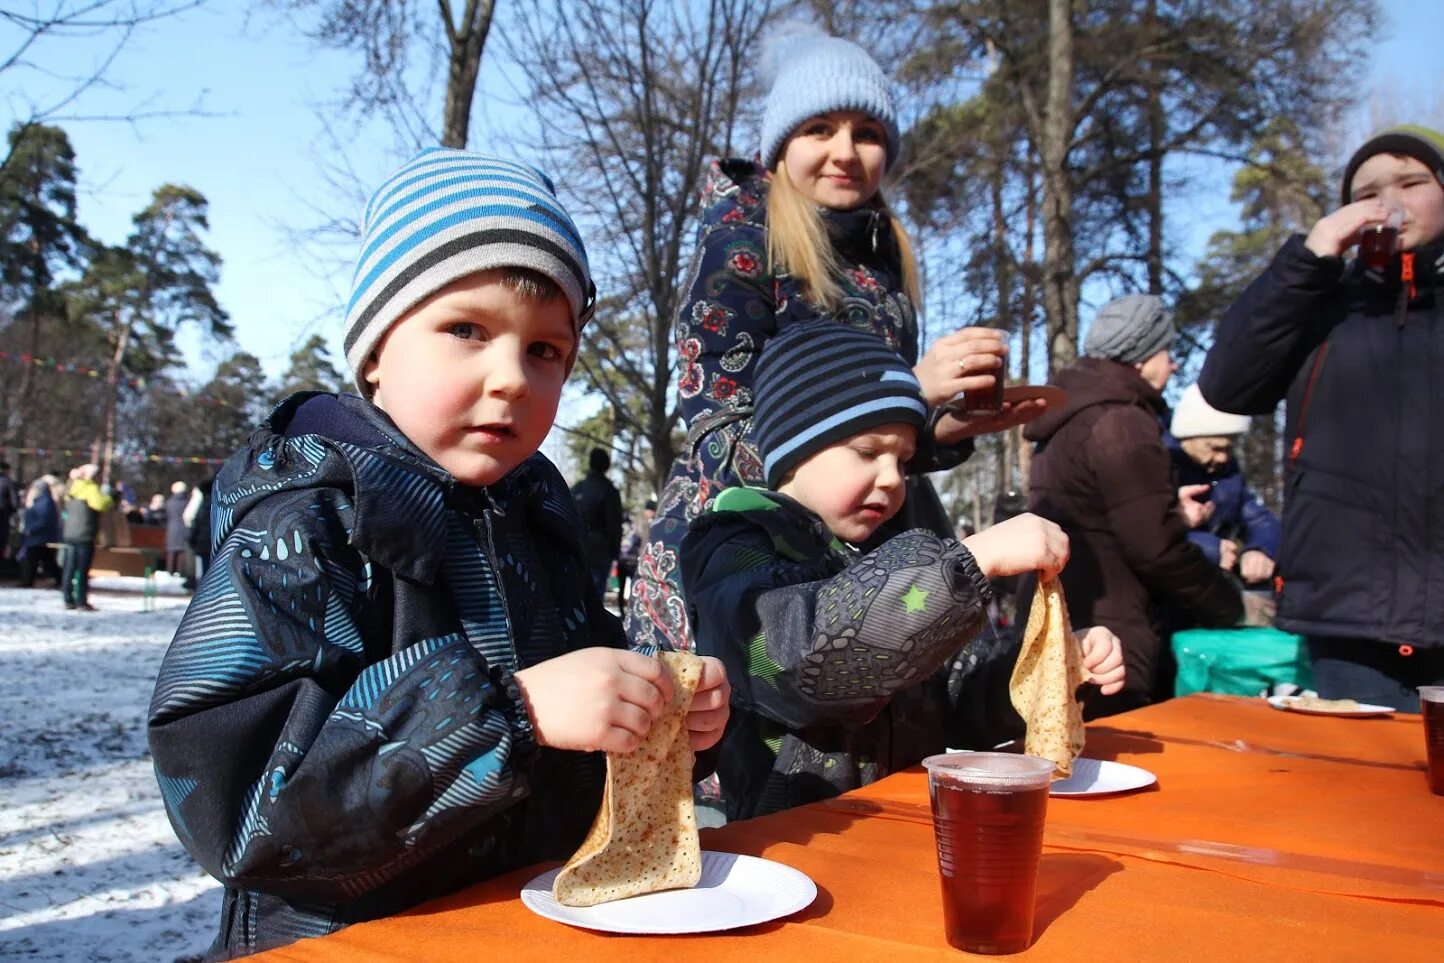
xmin=1167 ymin=383 xmax=1280 ymax=586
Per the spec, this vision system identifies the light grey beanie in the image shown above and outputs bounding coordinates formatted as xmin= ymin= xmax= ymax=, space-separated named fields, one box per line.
xmin=1083 ymin=294 xmax=1175 ymax=364
xmin=759 ymin=29 xmax=900 ymax=171
xmin=343 ymin=148 xmax=594 ymax=394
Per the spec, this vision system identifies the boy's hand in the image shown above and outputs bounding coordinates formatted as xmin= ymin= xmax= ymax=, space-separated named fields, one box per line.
xmin=963 ymin=512 xmax=1070 ymax=581
xmin=686 ymin=656 xmax=731 ymax=751
xmin=513 ymin=648 xmax=673 ymax=754
xmin=1304 ymin=199 xmax=1389 ymax=258
xmin=1077 ymin=625 xmax=1125 ymax=696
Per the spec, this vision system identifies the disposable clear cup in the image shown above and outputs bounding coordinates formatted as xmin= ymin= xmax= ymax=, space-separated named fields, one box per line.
xmin=1421 ymin=686 xmax=1444 ymax=796
xmin=921 ymin=752 xmax=1055 ymax=954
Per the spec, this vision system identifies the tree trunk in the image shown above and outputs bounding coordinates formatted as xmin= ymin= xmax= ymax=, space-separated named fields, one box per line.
xmin=1039 ymin=0 xmax=1078 ymax=374
xmin=1145 ymin=0 xmax=1164 ymax=294
xmin=1018 ymin=159 xmax=1039 ymax=491
xmin=439 ymin=0 xmax=497 ymax=149
xmin=97 ymin=313 xmax=130 ymax=483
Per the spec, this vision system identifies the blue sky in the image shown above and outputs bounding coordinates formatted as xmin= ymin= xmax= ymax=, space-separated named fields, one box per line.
xmin=7 ymin=0 xmax=1440 ymax=393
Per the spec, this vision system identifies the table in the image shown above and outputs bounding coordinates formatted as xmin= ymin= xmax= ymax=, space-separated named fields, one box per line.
xmin=254 ymin=695 xmax=1442 ymax=960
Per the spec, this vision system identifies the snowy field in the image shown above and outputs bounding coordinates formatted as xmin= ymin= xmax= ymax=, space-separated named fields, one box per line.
xmin=0 ymin=578 xmax=218 ymax=963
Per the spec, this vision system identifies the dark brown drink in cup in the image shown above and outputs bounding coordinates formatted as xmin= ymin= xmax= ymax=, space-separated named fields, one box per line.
xmin=961 ymin=374 xmax=1005 ymax=414
xmin=1421 ymin=687 xmax=1444 ymax=796
xmin=923 ymin=752 xmax=1054 ymax=954
xmin=1359 ymin=207 xmax=1404 ymax=273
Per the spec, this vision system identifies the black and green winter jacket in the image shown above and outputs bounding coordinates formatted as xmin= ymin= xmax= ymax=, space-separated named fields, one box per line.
xmin=680 ymin=487 xmax=1022 ymax=821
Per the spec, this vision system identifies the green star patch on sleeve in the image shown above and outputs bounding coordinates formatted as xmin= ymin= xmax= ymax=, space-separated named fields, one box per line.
xmin=901 ymin=583 xmax=929 ymax=614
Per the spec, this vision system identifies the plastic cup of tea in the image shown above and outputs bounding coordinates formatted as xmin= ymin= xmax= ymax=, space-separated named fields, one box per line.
xmin=922 ymin=752 xmax=1055 ymax=954
xmin=1421 ymin=686 xmax=1444 ymax=796
xmin=1359 ymin=206 xmax=1404 ymax=272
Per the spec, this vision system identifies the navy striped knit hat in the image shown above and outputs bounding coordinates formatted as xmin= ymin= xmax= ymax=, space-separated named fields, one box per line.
xmin=753 ymin=321 xmax=926 ymax=489
xmin=344 ymin=148 xmax=594 ymax=393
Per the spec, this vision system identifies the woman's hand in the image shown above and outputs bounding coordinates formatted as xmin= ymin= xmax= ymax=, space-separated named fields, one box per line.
xmin=914 ymin=328 xmax=1007 ymax=408
xmin=933 ymin=398 xmax=1049 ymax=445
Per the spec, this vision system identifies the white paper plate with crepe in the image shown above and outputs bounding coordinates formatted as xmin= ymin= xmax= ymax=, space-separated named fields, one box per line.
xmin=1266 ymin=695 xmax=1394 ymax=717
xmin=522 ymin=851 xmax=817 ymax=933
xmin=1048 ymin=758 xmax=1156 ymax=797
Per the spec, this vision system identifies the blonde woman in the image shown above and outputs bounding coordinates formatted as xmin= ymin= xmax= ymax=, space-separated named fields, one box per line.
xmin=626 ymin=27 xmax=1041 ymax=652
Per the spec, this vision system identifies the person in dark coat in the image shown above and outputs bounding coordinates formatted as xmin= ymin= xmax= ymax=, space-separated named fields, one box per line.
xmin=1021 ymin=295 xmax=1251 ymax=716
xmin=570 ymin=447 xmax=623 ymax=598
xmin=146 ymin=149 xmax=730 ymax=959
xmin=0 ymin=461 xmax=17 ymax=562
xmin=1167 ymin=384 xmax=1280 ymax=585
xmin=163 ymin=481 xmax=191 ymax=575
xmin=18 ymin=477 xmax=62 ymax=587
xmin=1198 ymin=124 xmax=1444 ymax=710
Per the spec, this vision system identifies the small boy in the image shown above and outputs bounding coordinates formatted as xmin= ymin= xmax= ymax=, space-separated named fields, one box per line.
xmin=1199 ymin=124 xmax=1444 ymax=709
xmin=680 ymin=321 xmax=1123 ymax=821
xmin=147 ymin=149 xmax=729 ymax=958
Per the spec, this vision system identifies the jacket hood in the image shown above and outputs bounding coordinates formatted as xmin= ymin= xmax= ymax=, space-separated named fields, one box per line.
xmin=1024 ymin=357 xmax=1167 ymax=443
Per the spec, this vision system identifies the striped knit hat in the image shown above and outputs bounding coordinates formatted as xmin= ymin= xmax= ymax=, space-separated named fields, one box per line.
xmin=343 ymin=148 xmax=594 ymax=393
xmin=753 ymin=320 xmax=926 ymax=489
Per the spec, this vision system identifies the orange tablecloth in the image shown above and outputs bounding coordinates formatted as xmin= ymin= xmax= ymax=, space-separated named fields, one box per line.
xmin=254 ymin=695 xmax=1442 ymax=961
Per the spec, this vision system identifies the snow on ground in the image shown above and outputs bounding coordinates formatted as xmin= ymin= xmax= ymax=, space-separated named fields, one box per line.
xmin=0 ymin=577 xmax=218 ymax=962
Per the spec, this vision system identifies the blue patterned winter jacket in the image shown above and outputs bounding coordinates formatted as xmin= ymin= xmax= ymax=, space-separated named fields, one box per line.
xmin=147 ymin=393 xmax=623 ymax=958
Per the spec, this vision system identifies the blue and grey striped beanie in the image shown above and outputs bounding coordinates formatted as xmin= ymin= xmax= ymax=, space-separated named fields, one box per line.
xmin=344 ymin=148 xmax=594 ymax=392
xmin=759 ymin=30 xmax=900 ymax=171
xmin=753 ymin=320 xmax=926 ymax=489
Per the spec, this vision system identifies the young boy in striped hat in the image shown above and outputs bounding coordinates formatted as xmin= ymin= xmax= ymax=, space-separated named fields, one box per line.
xmin=147 ymin=149 xmax=729 ymax=958
xmin=678 ymin=320 xmax=1123 ymax=821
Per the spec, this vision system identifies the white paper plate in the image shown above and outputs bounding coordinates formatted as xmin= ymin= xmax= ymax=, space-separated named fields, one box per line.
xmin=1267 ymin=695 xmax=1394 ymax=717
xmin=521 ymin=851 xmax=817 ymax=934
xmin=1049 ymin=758 xmax=1156 ymax=797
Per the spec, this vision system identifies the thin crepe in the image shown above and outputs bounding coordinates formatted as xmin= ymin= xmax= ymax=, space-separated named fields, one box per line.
xmin=552 ymin=650 xmax=704 ymax=907
xmin=1009 ymin=577 xmax=1087 ymax=779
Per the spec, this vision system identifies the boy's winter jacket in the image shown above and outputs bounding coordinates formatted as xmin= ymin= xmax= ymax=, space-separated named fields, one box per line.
xmin=680 ymin=487 xmax=1017 ymax=822
xmin=147 ymin=393 xmax=625 ymax=958
xmin=1199 ymin=237 xmax=1444 ymax=649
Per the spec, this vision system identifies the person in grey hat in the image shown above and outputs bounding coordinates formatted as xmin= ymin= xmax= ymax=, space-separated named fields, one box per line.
xmin=1017 ymin=295 xmax=1264 ymax=717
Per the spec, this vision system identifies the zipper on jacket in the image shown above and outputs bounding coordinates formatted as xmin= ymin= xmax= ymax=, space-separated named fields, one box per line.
xmin=471 ymin=492 xmax=520 ymax=673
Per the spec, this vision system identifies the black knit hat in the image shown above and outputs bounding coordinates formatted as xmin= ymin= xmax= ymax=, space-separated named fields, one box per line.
xmin=753 ymin=320 xmax=927 ymax=489
xmin=1341 ymin=124 xmax=1444 ymax=204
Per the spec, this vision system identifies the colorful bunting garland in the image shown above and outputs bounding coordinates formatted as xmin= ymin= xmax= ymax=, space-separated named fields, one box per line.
xmin=6 ymin=446 xmax=227 ymax=466
xmin=0 ymin=350 xmax=238 ymax=408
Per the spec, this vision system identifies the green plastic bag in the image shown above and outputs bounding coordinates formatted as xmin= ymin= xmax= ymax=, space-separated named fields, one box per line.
xmin=1172 ymin=627 xmax=1313 ymax=698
